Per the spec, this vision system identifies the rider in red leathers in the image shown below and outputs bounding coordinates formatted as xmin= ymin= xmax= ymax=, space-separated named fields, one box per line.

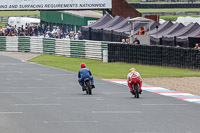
xmin=127 ymin=68 xmax=142 ymax=94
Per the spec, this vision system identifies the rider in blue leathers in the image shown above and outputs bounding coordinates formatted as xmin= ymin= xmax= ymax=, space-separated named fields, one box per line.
xmin=78 ymin=63 xmax=95 ymax=91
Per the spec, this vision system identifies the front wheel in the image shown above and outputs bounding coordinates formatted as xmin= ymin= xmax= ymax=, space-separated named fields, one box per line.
xmin=134 ymin=84 xmax=139 ymax=98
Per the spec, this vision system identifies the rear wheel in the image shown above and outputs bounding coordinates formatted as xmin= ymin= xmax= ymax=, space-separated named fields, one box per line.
xmin=134 ymin=84 xmax=139 ymax=98
xmin=85 ymin=81 xmax=92 ymax=95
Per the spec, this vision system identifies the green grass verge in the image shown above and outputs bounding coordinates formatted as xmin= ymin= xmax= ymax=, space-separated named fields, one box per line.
xmin=0 ymin=11 xmax=40 ymax=17
xmin=28 ymin=55 xmax=200 ymax=79
xmin=160 ymin=15 xmax=199 ymax=21
xmin=137 ymin=8 xmax=200 ymax=13
xmin=0 ymin=23 xmax=6 ymax=28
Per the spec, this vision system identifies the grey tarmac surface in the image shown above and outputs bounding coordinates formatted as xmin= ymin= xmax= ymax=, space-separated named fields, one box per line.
xmin=0 ymin=54 xmax=200 ymax=133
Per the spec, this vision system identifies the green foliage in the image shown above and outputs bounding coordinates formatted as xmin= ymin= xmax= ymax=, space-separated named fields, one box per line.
xmin=0 ymin=23 xmax=6 ymax=28
xmin=138 ymin=8 xmax=200 ymax=13
xmin=29 ymin=55 xmax=200 ymax=79
xmin=0 ymin=11 xmax=40 ymax=17
xmin=160 ymin=15 xmax=199 ymax=21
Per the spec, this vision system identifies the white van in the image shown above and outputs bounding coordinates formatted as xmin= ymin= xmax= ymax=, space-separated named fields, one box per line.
xmin=8 ymin=17 xmax=40 ymax=28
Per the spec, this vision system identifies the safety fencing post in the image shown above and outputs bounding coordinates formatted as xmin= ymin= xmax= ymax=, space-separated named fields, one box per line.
xmin=101 ymin=41 xmax=109 ymax=60
xmin=30 ymin=37 xmax=43 ymax=53
xmin=0 ymin=36 xmax=6 ymax=51
xmin=43 ymin=38 xmax=55 ymax=55
xmin=6 ymin=37 xmax=18 ymax=52
xmin=18 ymin=37 xmax=31 ymax=52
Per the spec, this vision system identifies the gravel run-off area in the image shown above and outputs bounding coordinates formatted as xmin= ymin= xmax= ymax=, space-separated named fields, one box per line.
xmin=1 ymin=51 xmax=200 ymax=96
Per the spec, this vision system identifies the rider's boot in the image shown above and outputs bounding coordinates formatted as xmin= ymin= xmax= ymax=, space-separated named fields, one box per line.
xmin=92 ymin=84 xmax=95 ymax=88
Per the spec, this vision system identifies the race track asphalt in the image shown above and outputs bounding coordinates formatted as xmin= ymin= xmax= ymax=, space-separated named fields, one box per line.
xmin=0 ymin=54 xmax=200 ymax=133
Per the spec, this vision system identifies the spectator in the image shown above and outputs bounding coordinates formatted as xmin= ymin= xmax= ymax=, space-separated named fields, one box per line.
xmin=122 ymin=39 xmax=126 ymax=44
xmin=139 ymin=27 xmax=145 ymax=35
xmin=74 ymin=33 xmax=79 ymax=40
xmin=69 ymin=31 xmax=75 ymax=40
xmin=0 ymin=26 xmax=3 ymax=36
xmin=194 ymin=43 xmax=200 ymax=49
xmin=133 ymin=37 xmax=140 ymax=44
xmin=78 ymin=31 xmax=84 ymax=40
xmin=34 ymin=25 xmax=39 ymax=36
xmin=126 ymin=38 xmax=130 ymax=45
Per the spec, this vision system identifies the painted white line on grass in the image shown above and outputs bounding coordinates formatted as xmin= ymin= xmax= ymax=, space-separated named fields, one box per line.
xmin=141 ymin=104 xmax=187 ymax=106
xmin=43 ymin=121 xmax=98 ymax=124
xmin=15 ymin=104 xmax=62 ymax=106
xmin=92 ymin=111 xmax=141 ymax=114
xmin=0 ymin=112 xmax=23 ymax=114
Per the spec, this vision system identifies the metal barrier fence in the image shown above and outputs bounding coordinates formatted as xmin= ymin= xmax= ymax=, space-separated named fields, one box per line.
xmin=0 ymin=36 xmax=109 ymax=61
xmin=108 ymin=44 xmax=200 ymax=69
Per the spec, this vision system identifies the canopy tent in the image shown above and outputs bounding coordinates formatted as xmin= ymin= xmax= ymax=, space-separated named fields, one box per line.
xmin=150 ymin=23 xmax=185 ymax=45
xmin=102 ymin=17 xmax=131 ymax=41
xmin=176 ymin=27 xmax=200 ymax=47
xmin=150 ymin=21 xmax=174 ymax=35
xmin=112 ymin=21 xmax=159 ymax=42
xmin=162 ymin=23 xmax=200 ymax=46
xmin=81 ymin=14 xmax=113 ymax=40
xmin=90 ymin=16 xmax=124 ymax=41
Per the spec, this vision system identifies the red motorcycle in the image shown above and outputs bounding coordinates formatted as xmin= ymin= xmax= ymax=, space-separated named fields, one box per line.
xmin=128 ymin=72 xmax=142 ymax=98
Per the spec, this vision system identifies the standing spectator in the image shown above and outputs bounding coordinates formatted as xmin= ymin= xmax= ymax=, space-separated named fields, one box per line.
xmin=122 ymin=39 xmax=126 ymax=44
xmin=78 ymin=31 xmax=84 ymax=40
xmin=133 ymin=37 xmax=140 ymax=44
xmin=126 ymin=38 xmax=130 ymax=45
xmin=69 ymin=31 xmax=75 ymax=40
xmin=28 ymin=25 xmax=33 ymax=36
xmin=74 ymin=33 xmax=79 ymax=40
xmin=139 ymin=27 xmax=145 ymax=35
xmin=194 ymin=43 xmax=200 ymax=49
xmin=0 ymin=26 xmax=3 ymax=36
xmin=34 ymin=25 xmax=39 ymax=36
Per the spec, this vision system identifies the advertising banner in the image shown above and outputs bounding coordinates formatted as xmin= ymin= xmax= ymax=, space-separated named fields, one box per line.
xmin=0 ymin=0 xmax=112 ymax=10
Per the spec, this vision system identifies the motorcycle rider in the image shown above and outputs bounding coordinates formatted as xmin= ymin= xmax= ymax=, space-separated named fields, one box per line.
xmin=78 ymin=63 xmax=95 ymax=91
xmin=127 ymin=68 xmax=142 ymax=94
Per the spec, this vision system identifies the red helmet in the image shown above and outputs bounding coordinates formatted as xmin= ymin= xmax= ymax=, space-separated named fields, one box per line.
xmin=80 ymin=63 xmax=86 ymax=68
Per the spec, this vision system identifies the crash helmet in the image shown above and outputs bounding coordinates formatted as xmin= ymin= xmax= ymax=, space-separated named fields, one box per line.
xmin=130 ymin=67 xmax=135 ymax=72
xmin=80 ymin=63 xmax=86 ymax=68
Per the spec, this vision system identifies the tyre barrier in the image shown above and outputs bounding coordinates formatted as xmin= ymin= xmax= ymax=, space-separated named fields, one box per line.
xmin=0 ymin=37 xmax=109 ymax=61
xmin=108 ymin=44 xmax=200 ymax=69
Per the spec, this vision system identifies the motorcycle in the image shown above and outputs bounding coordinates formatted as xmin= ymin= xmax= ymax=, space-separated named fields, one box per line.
xmin=130 ymin=74 xmax=142 ymax=98
xmin=83 ymin=78 xmax=93 ymax=95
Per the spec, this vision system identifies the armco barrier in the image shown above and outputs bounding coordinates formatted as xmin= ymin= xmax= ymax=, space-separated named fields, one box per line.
xmin=6 ymin=37 xmax=18 ymax=52
xmin=55 ymin=39 xmax=71 ymax=57
xmin=18 ymin=37 xmax=30 ymax=52
xmin=85 ymin=40 xmax=102 ymax=60
xmin=43 ymin=38 xmax=55 ymax=55
xmin=108 ymin=44 xmax=200 ymax=69
xmin=30 ymin=37 xmax=43 ymax=53
xmin=70 ymin=40 xmax=86 ymax=58
xmin=1 ymin=37 xmax=109 ymax=61
xmin=0 ymin=37 xmax=6 ymax=51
